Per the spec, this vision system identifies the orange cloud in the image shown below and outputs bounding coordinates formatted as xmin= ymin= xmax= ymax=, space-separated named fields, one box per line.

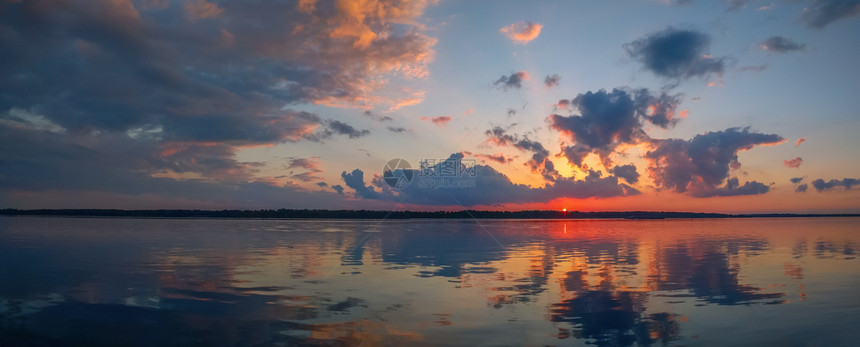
xmin=795 ymin=137 xmax=806 ymax=147
xmin=327 ymin=0 xmax=435 ymax=49
xmin=784 ymin=157 xmax=803 ymax=168
xmin=500 ymin=21 xmax=542 ymax=44
xmin=679 ymin=109 xmax=689 ymax=118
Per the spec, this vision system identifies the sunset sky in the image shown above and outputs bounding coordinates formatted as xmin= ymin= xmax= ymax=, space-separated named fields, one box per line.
xmin=1 ymin=0 xmax=859 ymax=213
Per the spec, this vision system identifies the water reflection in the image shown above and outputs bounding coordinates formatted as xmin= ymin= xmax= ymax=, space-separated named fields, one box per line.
xmin=1 ymin=217 xmax=859 ymax=346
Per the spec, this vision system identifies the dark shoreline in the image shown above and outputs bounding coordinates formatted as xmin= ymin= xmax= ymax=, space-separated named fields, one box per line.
xmin=2 ymin=209 xmax=859 ymax=220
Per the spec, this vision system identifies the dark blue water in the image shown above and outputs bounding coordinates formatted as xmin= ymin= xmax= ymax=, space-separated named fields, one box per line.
xmin=1 ymin=217 xmax=859 ymax=346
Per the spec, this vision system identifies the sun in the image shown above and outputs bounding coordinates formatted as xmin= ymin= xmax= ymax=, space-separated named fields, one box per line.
xmin=562 ymin=208 xmax=567 ymax=212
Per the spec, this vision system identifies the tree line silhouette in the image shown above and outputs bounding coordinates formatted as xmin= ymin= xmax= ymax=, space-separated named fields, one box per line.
xmin=1 ymin=209 xmax=856 ymax=219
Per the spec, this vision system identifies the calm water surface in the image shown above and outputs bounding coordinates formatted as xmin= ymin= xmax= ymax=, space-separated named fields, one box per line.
xmin=1 ymin=216 xmax=859 ymax=346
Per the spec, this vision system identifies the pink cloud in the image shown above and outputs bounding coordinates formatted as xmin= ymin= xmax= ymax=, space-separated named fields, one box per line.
xmin=500 ymin=21 xmax=542 ymax=44
xmin=473 ymin=152 xmax=515 ymax=164
xmin=421 ymin=116 xmax=451 ymax=126
xmin=784 ymin=157 xmax=803 ymax=168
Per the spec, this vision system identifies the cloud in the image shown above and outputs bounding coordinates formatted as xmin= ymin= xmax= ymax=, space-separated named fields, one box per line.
xmin=472 ymin=153 xmax=516 ymax=164
xmin=784 ymin=157 xmax=803 ymax=168
xmin=316 ymin=181 xmax=328 ymax=187
xmin=611 ymin=164 xmax=640 ymax=184
xmin=362 ymin=110 xmax=393 ymax=122
xmin=624 ymin=27 xmax=726 ymax=82
xmin=341 ymin=169 xmax=380 ymax=199
xmin=758 ymin=3 xmax=775 ymax=11
xmin=341 ymin=153 xmax=638 ymax=206
xmin=332 ymin=184 xmax=345 ymax=195
xmin=185 ymin=0 xmax=224 ymax=21
xmin=544 ymin=74 xmax=561 ymax=88
xmin=493 ymin=71 xmax=530 ymax=90
xmin=386 ymin=126 xmax=410 ymax=133
xmin=645 ymin=127 xmax=785 ymax=197
xmin=484 ymin=127 xmax=550 ymax=173
xmin=759 ymin=36 xmax=806 ymax=53
xmin=795 ymin=137 xmax=806 ymax=147
xmin=726 ymin=0 xmax=754 ymax=11
xmin=286 ymin=157 xmax=320 ymax=171
xmin=325 ymin=120 xmax=371 ymax=139
xmin=737 ymin=65 xmax=768 ymax=72
xmin=162 ymin=111 xmax=325 ymax=144
xmin=0 ymin=108 xmax=66 ymax=134
xmin=500 ymin=21 xmax=543 ymax=44
xmin=286 ymin=157 xmax=323 ymax=182
xmin=811 ymin=178 xmax=860 ymax=192
xmin=0 ymin=0 xmax=439 ymax=206
xmin=790 ymin=177 xmax=804 ymax=183
xmin=711 ymin=177 xmax=770 ymax=196
xmin=801 ymin=0 xmax=860 ymax=29
xmin=550 ymin=88 xmax=682 ymax=168
xmin=421 ymin=116 xmax=452 ymax=126
xmin=795 ymin=183 xmax=808 ymax=192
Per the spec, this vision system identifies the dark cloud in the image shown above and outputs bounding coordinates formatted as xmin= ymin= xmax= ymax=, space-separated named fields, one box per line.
xmin=726 ymin=0 xmax=755 ymax=11
xmin=711 ymin=178 xmax=770 ymax=196
xmin=550 ymin=88 xmax=681 ymax=168
xmin=163 ymin=111 xmax=326 ymax=144
xmin=325 ymin=120 xmax=370 ymax=139
xmin=544 ymin=74 xmax=561 ymax=88
xmin=784 ymin=157 xmax=803 ymax=168
xmin=493 ymin=71 xmax=529 ymax=90
xmin=341 ymin=153 xmax=638 ymax=206
xmin=485 ymin=127 xmax=550 ymax=173
xmin=632 ymin=89 xmax=684 ymax=128
xmin=0 ymin=0 xmax=436 ymax=206
xmin=316 ymin=182 xmax=328 ymax=187
xmin=341 ymin=169 xmax=380 ymax=199
xmin=332 ymin=185 xmax=345 ymax=195
xmin=362 ymin=110 xmax=393 ymax=122
xmin=624 ymin=27 xmax=726 ymax=82
xmin=0 ymin=124 xmax=351 ymax=208
xmin=737 ymin=65 xmax=768 ymax=72
xmin=645 ymin=127 xmax=784 ymax=197
xmin=551 ymin=89 xmax=642 ymax=157
xmin=760 ymin=36 xmax=806 ymax=53
xmin=795 ymin=184 xmax=808 ymax=193
xmin=611 ymin=164 xmax=640 ymax=184
xmin=386 ymin=126 xmax=410 ymax=133
xmin=811 ymin=178 xmax=860 ymax=192
xmin=790 ymin=177 xmax=804 ymax=183
xmin=801 ymin=0 xmax=860 ymax=29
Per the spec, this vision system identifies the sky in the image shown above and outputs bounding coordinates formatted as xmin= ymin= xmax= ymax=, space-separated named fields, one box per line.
xmin=1 ymin=0 xmax=859 ymax=213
